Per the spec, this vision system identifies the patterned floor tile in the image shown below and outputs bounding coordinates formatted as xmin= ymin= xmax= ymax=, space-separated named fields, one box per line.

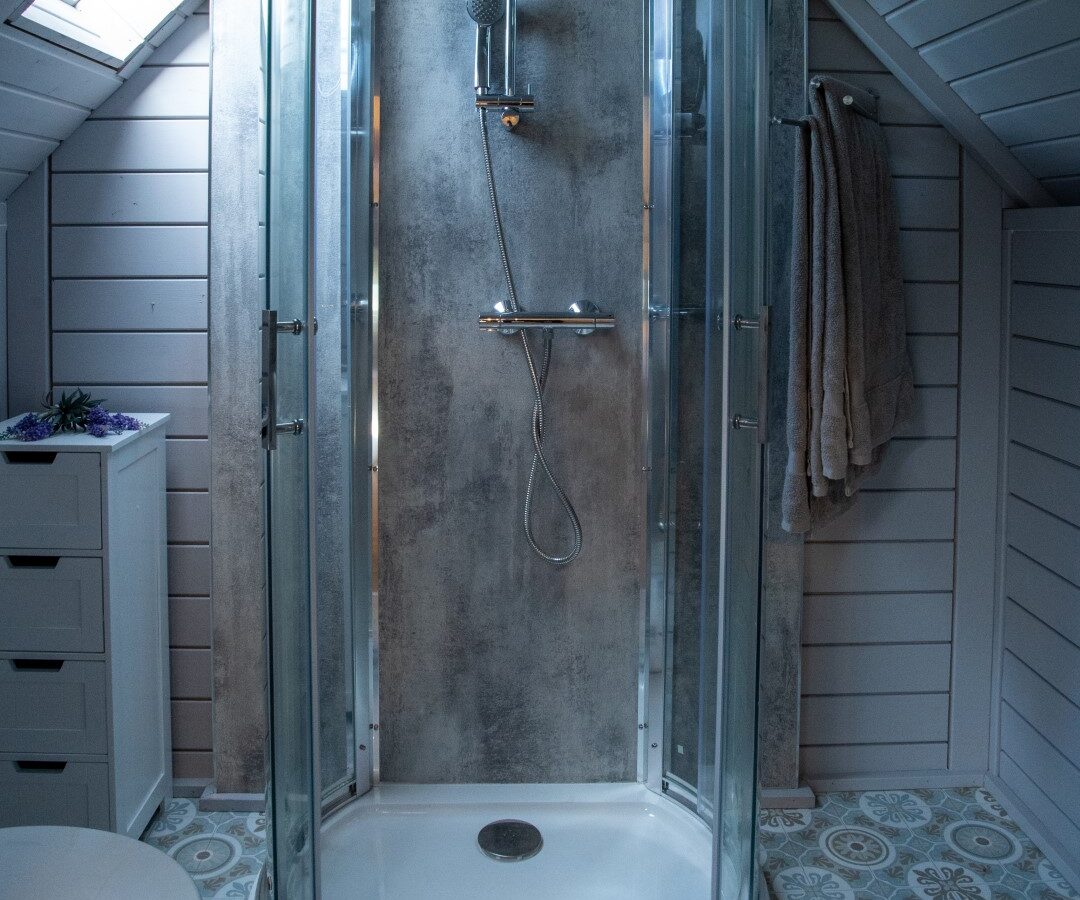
xmin=761 ymin=788 xmax=1079 ymax=900
xmin=141 ymin=798 xmax=267 ymax=899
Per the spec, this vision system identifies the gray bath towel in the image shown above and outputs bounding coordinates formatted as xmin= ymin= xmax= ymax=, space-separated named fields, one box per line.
xmin=782 ymin=78 xmax=914 ymax=534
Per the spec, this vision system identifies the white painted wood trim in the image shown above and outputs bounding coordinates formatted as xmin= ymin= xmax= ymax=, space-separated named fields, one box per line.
xmin=1002 ymin=205 xmax=1080 ymax=231
xmin=5 ymin=163 xmax=48 ymax=413
xmin=758 ymin=785 xmax=817 ymax=810
xmin=808 ymin=769 xmax=987 ymax=794
xmin=948 ymin=153 xmax=1003 ymax=773
xmin=988 ymin=222 xmax=1013 ymax=782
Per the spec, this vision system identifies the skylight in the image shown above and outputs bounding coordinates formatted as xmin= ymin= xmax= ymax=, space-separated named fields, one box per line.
xmin=9 ymin=0 xmax=186 ymax=68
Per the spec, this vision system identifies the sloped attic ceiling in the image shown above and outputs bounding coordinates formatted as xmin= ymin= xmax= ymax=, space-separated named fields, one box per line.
xmin=827 ymin=0 xmax=1080 ymax=207
xmin=0 ymin=0 xmax=202 ymax=202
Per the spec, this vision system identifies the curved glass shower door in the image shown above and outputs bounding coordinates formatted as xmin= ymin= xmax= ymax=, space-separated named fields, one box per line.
xmin=650 ymin=0 xmax=765 ymax=896
xmin=263 ymin=0 xmax=319 ymax=896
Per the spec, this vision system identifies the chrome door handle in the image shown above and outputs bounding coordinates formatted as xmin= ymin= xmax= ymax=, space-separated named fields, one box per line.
xmin=262 ymin=310 xmax=308 ymax=451
xmin=755 ymin=305 xmax=770 ymax=445
xmin=261 ymin=310 xmax=278 ymax=450
xmin=729 ymin=306 xmax=770 ymax=445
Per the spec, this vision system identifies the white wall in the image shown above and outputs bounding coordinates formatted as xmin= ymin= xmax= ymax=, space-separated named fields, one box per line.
xmin=0 ymin=200 xmax=6 ymax=421
xmin=798 ymin=7 xmax=1002 ymax=790
xmin=48 ymin=9 xmax=213 ymax=787
xmin=994 ymin=208 xmax=1080 ymax=887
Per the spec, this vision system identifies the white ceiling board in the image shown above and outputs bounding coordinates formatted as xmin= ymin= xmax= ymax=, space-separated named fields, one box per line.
xmin=0 ymin=8 xmax=196 ymax=201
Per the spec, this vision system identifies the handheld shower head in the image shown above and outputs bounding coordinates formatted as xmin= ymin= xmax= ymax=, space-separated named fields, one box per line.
xmin=466 ymin=0 xmax=503 ymax=27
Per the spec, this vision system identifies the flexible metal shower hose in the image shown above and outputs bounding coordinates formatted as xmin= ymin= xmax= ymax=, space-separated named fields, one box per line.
xmin=478 ymin=108 xmax=583 ymax=565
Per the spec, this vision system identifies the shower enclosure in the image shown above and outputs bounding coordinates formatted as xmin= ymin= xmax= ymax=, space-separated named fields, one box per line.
xmin=260 ymin=0 xmax=766 ymax=896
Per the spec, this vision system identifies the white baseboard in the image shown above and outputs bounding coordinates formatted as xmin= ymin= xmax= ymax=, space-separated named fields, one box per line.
xmin=198 ymin=783 xmax=266 ymax=813
xmin=255 ymin=860 xmax=270 ymax=900
xmin=759 ymin=784 xmax=817 ymax=809
xmin=984 ymin=773 xmax=1080 ymax=895
xmin=173 ymin=777 xmax=212 ymax=799
xmin=805 ymin=769 xmax=985 ymax=794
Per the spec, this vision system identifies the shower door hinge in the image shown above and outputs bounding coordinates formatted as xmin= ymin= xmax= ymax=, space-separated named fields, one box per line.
xmin=274 ymin=419 xmax=305 ymax=437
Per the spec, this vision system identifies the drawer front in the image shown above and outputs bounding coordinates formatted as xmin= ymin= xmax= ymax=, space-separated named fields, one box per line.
xmin=0 ymin=757 xmax=110 ymax=829
xmin=0 ymin=451 xmax=101 ymax=549
xmin=0 ymin=659 xmax=107 ymax=754
xmin=0 ymin=557 xmax=104 ymax=653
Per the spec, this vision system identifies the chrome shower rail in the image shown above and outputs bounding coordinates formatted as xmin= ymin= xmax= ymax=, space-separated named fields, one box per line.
xmin=478 ymin=310 xmax=616 ymax=333
xmin=469 ymin=0 xmax=534 ymax=129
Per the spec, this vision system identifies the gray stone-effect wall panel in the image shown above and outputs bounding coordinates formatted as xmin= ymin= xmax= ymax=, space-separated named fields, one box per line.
xmin=759 ymin=0 xmax=808 ymax=798
xmin=208 ymin=0 xmax=267 ymax=795
xmin=377 ymin=0 xmax=644 ymax=783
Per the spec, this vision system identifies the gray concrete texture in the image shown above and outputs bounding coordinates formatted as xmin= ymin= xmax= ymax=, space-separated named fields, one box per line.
xmin=376 ymin=0 xmax=645 ymax=782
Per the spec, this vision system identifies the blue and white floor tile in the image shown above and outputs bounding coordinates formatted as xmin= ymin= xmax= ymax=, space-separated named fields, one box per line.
xmin=142 ymin=798 xmax=267 ymax=899
xmin=760 ymin=787 xmax=1080 ymax=899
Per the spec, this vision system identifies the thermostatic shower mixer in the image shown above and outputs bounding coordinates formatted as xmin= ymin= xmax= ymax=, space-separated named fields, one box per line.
xmin=466 ymin=0 xmax=534 ymax=130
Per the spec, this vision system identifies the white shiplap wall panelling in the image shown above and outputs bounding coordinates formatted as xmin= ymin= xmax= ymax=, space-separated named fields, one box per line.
xmin=47 ymin=8 xmax=213 ymax=784
xmin=53 ymin=279 xmax=207 ymax=331
xmin=51 ymin=120 xmax=209 ymax=172
xmin=51 ymin=173 xmax=209 ymax=224
xmin=996 ymin=220 xmax=1080 ymax=879
xmin=52 ymin=226 xmax=209 ymax=278
xmin=799 ymin=13 xmax=1006 ymax=791
xmin=0 ymin=199 xmax=5 ymax=419
xmin=0 ymin=3 xmax=205 ymax=202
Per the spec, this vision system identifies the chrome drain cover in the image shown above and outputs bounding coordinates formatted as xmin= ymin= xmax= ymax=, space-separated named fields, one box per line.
xmin=477 ymin=820 xmax=543 ymax=861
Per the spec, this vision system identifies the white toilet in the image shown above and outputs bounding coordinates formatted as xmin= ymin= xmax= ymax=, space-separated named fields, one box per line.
xmin=0 ymin=826 xmax=199 ymax=900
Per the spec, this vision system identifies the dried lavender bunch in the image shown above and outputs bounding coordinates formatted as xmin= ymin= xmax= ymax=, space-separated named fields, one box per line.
xmin=86 ymin=405 xmax=144 ymax=438
xmin=0 ymin=413 xmax=55 ymax=442
xmin=1 ymin=391 xmax=144 ymax=442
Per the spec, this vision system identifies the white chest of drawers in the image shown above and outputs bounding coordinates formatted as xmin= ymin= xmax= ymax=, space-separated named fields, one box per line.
xmin=0 ymin=413 xmax=171 ymax=838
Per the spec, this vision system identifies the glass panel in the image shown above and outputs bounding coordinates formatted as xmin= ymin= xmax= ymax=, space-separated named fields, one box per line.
xmin=645 ymin=0 xmax=673 ymax=794
xmin=264 ymin=0 xmax=318 ymax=895
xmin=657 ymin=0 xmax=717 ymax=815
xmin=347 ymin=0 xmax=375 ymax=799
xmin=315 ymin=0 xmax=355 ymax=805
xmin=654 ymin=0 xmax=764 ymax=891
xmin=312 ymin=0 xmax=375 ymax=811
xmin=711 ymin=0 xmax=766 ymax=897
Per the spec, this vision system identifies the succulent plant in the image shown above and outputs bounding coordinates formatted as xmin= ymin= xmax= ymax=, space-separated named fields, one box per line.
xmin=41 ymin=388 xmax=105 ymax=433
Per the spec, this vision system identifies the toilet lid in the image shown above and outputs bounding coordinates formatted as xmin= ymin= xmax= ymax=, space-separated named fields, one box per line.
xmin=0 ymin=826 xmax=200 ymax=900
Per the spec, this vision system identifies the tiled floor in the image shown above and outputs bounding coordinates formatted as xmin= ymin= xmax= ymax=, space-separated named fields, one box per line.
xmin=760 ymin=787 xmax=1079 ymax=899
xmin=142 ymin=798 xmax=267 ymax=899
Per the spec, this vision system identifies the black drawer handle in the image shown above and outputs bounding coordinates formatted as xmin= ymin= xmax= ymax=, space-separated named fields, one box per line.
xmin=6 ymin=556 xmax=61 ymax=569
xmin=2 ymin=451 xmax=58 ymax=465
xmin=10 ymin=659 xmax=64 ymax=671
xmin=14 ymin=760 xmax=68 ymax=773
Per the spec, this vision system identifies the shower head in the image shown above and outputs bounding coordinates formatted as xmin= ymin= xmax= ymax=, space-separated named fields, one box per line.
xmin=466 ymin=0 xmax=504 ymax=27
